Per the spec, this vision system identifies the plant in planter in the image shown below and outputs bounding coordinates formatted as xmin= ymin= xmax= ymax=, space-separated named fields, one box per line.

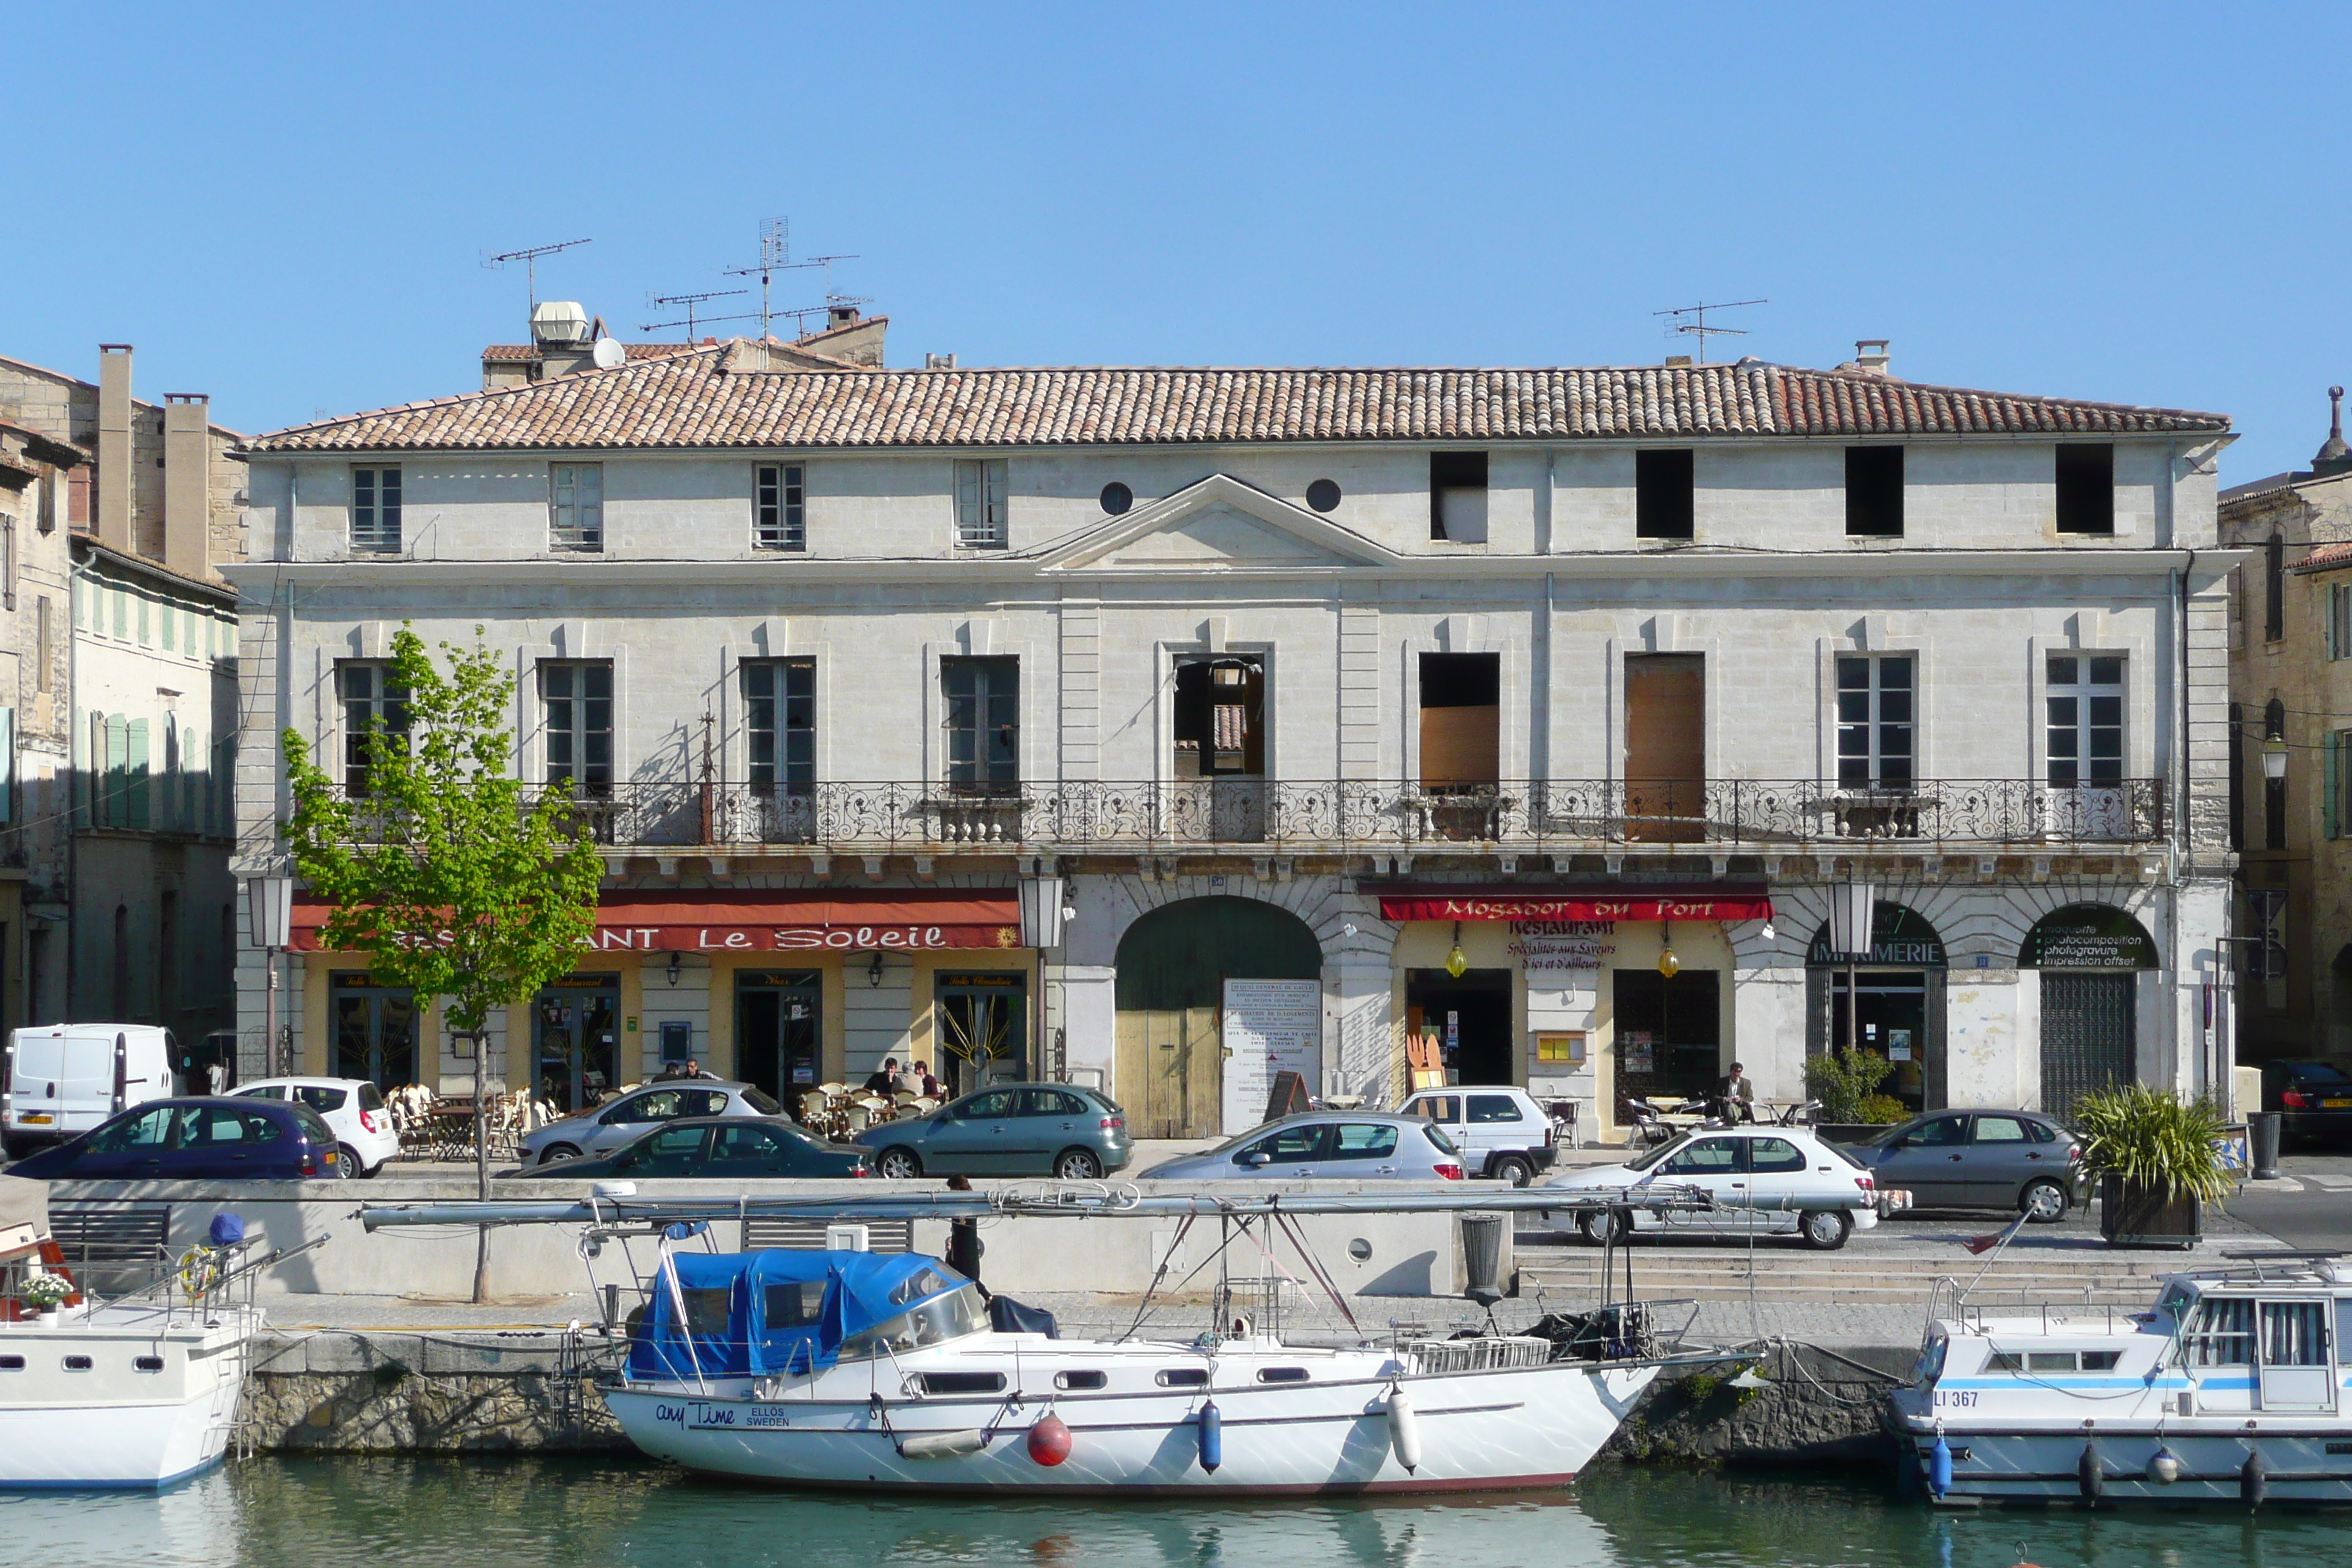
xmin=2071 ymin=1085 xmax=2231 ymax=1248
xmin=1803 ymin=1049 xmax=1895 ymax=1132
xmin=20 ymin=1270 xmax=72 ymax=1316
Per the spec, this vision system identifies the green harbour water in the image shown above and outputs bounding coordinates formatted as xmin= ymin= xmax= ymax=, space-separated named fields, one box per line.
xmin=0 ymin=1457 xmax=2337 ymax=1568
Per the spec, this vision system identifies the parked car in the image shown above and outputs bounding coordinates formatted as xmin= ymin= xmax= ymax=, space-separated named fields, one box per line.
xmin=234 ymin=1077 xmax=402 ymax=1177
xmin=1543 ymin=1125 xmax=1880 ymax=1250
xmin=2 ymin=1024 xmax=181 ymax=1158
xmin=501 ymin=1117 xmax=869 ymax=1180
xmin=517 ymin=1079 xmax=785 ymax=1166
xmin=2260 ymin=1060 xmax=2352 ymax=1147
xmin=1397 ymin=1087 xmax=1559 ymax=1185
xmin=6 ymin=1097 xmax=347 ymax=1181
xmin=1140 ymin=1112 xmax=1465 ymax=1180
xmin=855 ymin=1085 xmax=1131 ymax=1180
xmin=1847 ymin=1109 xmax=2084 ymax=1221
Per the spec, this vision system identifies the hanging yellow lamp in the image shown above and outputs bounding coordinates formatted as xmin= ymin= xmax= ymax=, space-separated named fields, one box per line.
xmin=1656 ymin=919 xmax=1681 ymax=978
xmin=1444 ymin=921 xmax=1469 ymax=979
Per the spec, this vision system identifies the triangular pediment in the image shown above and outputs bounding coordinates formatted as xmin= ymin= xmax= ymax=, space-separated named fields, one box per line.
xmin=1040 ymin=473 xmax=1401 ymax=572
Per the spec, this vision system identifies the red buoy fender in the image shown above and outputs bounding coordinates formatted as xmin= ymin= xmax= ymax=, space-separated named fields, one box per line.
xmin=1027 ymin=1414 xmax=1073 ymax=1466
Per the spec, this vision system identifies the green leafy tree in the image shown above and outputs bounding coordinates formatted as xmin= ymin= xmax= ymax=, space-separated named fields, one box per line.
xmin=281 ymin=626 xmax=603 ymax=1302
xmin=1802 ymin=1048 xmax=1894 ymax=1125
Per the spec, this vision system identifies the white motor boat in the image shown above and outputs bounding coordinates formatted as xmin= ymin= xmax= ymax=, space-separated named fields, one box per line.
xmin=0 ymin=1174 xmax=268 ymax=1490
xmin=1891 ymin=1252 xmax=2352 ymax=1507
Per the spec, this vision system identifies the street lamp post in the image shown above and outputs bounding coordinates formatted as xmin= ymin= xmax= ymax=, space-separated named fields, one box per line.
xmin=1828 ymin=878 xmax=1877 ymax=1065
xmin=1018 ymin=873 xmax=1067 ymax=1081
xmin=247 ymin=875 xmax=294 ymax=1077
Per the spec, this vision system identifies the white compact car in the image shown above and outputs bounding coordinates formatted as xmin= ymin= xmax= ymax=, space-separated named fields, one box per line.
xmin=1397 ymin=1086 xmax=1560 ymax=1185
xmin=235 ymin=1077 xmax=401 ymax=1177
xmin=1544 ymin=1124 xmax=1887 ymax=1250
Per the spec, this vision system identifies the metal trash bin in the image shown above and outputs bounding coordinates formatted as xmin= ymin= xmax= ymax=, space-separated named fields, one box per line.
xmin=1458 ymin=1212 xmax=1509 ymax=1298
xmin=2249 ymin=1112 xmax=2283 ymax=1181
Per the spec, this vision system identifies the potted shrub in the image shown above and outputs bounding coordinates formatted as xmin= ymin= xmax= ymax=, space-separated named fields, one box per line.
xmin=2073 ymin=1085 xmax=2230 ymax=1248
xmin=20 ymin=1270 xmax=72 ymax=1324
xmin=1803 ymin=1049 xmax=1896 ymax=1143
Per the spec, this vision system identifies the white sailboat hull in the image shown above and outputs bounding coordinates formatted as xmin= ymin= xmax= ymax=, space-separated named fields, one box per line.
xmin=0 ymin=1305 xmax=257 ymax=1490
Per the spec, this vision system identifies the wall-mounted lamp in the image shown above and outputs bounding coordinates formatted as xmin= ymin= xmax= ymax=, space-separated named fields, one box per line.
xmin=2263 ymin=734 xmax=2290 ymax=783
xmin=666 ymin=951 xmax=683 ymax=988
xmin=1760 ymin=919 xmax=1777 ymax=944
xmin=1444 ymin=920 xmax=1469 ymax=979
xmin=1656 ymin=919 xmax=1681 ymax=978
xmin=867 ymin=951 xmax=886 ymax=988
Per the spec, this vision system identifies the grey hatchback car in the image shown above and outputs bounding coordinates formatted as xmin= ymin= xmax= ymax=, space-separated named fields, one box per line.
xmin=517 ymin=1079 xmax=788 ymax=1166
xmin=1140 ymin=1112 xmax=1466 ymax=1180
xmin=854 ymin=1084 xmax=1131 ymax=1180
xmin=1850 ymin=1109 xmax=2084 ymax=1221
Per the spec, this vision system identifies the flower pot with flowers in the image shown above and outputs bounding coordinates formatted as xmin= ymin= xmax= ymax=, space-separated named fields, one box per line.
xmin=2072 ymin=1085 xmax=2231 ymax=1249
xmin=19 ymin=1270 xmax=73 ymax=1322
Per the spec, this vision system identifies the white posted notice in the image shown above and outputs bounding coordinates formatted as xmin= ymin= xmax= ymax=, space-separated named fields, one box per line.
xmin=1221 ymin=979 xmax=1323 ymax=1135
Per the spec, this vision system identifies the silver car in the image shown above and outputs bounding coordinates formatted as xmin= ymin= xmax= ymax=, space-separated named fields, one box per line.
xmin=1139 ymin=1112 xmax=1467 ymax=1180
xmin=516 ymin=1079 xmax=788 ymax=1166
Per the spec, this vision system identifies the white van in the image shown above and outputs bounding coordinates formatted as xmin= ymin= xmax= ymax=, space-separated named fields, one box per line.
xmin=1 ymin=1025 xmax=181 ymax=1158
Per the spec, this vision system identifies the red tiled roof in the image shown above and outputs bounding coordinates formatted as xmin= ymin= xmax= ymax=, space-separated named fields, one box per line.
xmin=242 ymin=351 xmax=2233 ymax=455
xmin=480 ymin=342 xmax=695 ymax=363
xmin=2293 ymin=541 xmax=2352 ymax=574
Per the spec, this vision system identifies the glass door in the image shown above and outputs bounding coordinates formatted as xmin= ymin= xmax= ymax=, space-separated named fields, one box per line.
xmin=935 ymin=973 xmax=1028 ymax=1098
xmin=534 ymin=976 xmax=621 ymax=1112
xmin=331 ymin=973 xmax=419 ymax=1088
xmin=737 ymin=971 xmax=822 ymax=1105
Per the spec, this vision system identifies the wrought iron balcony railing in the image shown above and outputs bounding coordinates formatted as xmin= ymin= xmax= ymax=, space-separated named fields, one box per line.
xmin=330 ymin=777 xmax=2166 ymax=852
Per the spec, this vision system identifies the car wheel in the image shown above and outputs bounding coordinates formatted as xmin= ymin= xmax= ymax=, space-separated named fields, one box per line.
xmin=1578 ymin=1207 xmax=1631 ymax=1246
xmin=1798 ymin=1210 xmax=1852 ymax=1251
xmin=1055 ymin=1147 xmax=1104 ymax=1181
xmin=876 ymin=1147 xmax=923 ymax=1180
xmin=2019 ymin=1177 xmax=2069 ymax=1224
xmin=1490 ymin=1154 xmax=1534 ymax=1188
xmin=337 ymin=1144 xmax=365 ymax=1179
xmin=538 ymin=1143 xmax=583 ymax=1166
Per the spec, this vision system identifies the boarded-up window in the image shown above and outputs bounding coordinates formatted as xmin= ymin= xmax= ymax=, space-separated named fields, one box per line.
xmin=67 ymin=467 xmax=90 ymax=527
xmin=1418 ymin=653 xmax=1499 ymax=789
xmin=1625 ymin=653 xmax=1704 ymax=843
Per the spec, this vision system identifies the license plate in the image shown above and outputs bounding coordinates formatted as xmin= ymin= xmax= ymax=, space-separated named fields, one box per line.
xmin=2326 ymin=1100 xmax=2352 ymax=1109
xmin=19 ymin=1113 xmax=51 ymax=1125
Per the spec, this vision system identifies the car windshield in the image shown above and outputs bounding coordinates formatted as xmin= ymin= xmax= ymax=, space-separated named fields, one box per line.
xmin=2291 ymin=1063 xmax=2352 ymax=1085
xmin=837 ymin=1283 xmax=989 ymax=1360
xmin=741 ymin=1086 xmax=785 ymax=1115
xmin=1625 ymin=1132 xmax=1695 ymax=1173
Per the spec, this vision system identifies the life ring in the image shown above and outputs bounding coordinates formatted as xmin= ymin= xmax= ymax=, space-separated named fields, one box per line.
xmin=176 ymin=1245 xmax=225 ymax=1299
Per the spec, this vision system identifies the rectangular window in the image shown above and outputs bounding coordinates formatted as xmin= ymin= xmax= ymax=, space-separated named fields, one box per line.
xmin=953 ymin=459 xmax=1008 ymax=549
xmin=1417 ymin=652 xmax=1499 ymax=789
xmin=549 ymin=463 xmax=603 ymax=551
xmin=1835 ymin=655 xmax=1914 ymax=790
xmin=1844 ymin=446 xmax=1903 ymax=537
xmin=1429 ymin=451 xmax=1489 ymax=543
xmin=36 ymin=598 xmax=51 ymax=693
xmin=941 ymin=656 xmax=1018 ymax=790
xmin=351 ymin=466 xmax=402 ymax=554
xmin=2054 ymin=443 xmax=2114 ymax=535
xmin=540 ymin=660 xmax=614 ymax=794
xmin=1635 ymin=449 xmax=1695 ymax=540
xmin=743 ymin=658 xmax=815 ymax=791
xmin=2332 ymin=584 xmax=2351 ymax=659
xmin=2046 ymin=655 xmax=2123 ymax=788
xmin=2329 ymin=730 xmax=2350 ymax=842
xmin=1 ymin=514 xmax=15 ymax=610
xmin=755 ymin=463 xmax=806 ymax=551
xmin=336 ymin=661 xmax=411 ymax=796
xmin=2266 ymin=534 xmax=2286 ymax=642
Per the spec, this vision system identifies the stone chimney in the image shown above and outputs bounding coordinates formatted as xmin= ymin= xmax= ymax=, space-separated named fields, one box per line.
xmin=1852 ymin=339 xmax=1891 ymax=376
xmin=163 ymin=393 xmax=211 ymax=576
xmin=2313 ymin=385 xmax=2351 ymax=478
xmin=97 ymin=344 xmax=134 ymax=551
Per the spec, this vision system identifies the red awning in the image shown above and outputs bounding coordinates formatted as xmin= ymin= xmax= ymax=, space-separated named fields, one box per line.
xmin=1372 ymin=887 xmax=1773 ymax=924
xmin=291 ymin=889 xmax=1024 ymax=954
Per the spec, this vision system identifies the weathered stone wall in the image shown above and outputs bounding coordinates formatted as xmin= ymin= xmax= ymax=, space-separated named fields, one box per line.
xmin=246 ymin=1329 xmax=627 ymax=1454
xmin=1597 ymin=1343 xmax=1906 ymax=1468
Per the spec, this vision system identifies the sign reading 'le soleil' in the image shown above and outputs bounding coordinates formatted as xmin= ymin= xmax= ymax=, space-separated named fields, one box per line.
xmin=584 ymin=924 xmax=1019 ymax=953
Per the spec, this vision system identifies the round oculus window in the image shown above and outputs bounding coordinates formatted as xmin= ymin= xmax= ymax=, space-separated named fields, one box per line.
xmin=1099 ymin=481 xmax=1134 ymax=516
xmin=1306 ymin=478 xmax=1342 ymax=513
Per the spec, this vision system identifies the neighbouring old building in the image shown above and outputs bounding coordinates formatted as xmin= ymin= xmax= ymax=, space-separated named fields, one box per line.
xmin=0 ymin=346 xmax=244 ymax=1047
xmin=229 ymin=326 xmax=2243 ymax=1140
xmin=2219 ymin=386 xmax=2352 ymax=1065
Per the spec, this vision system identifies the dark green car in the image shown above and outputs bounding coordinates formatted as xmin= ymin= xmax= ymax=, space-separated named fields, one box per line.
xmin=853 ymin=1085 xmax=1132 ymax=1180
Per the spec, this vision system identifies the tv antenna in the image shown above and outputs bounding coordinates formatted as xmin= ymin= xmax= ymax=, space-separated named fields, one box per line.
xmin=723 ymin=217 xmax=801 ymax=341
xmin=480 ymin=238 xmax=593 ymax=310
xmin=641 ymin=287 xmax=748 ymax=340
xmin=1652 ymin=298 xmax=1768 ymax=363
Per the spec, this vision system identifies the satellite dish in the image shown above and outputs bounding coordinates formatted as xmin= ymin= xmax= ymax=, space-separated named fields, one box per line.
xmin=591 ymin=336 xmax=626 ymax=371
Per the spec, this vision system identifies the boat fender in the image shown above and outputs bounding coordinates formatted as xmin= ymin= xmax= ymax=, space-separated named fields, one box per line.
xmin=2076 ymin=1440 xmax=2102 ymax=1502
xmin=2148 ymin=1447 xmax=2181 ymax=1485
xmin=1387 ymin=1387 xmax=1422 ymax=1474
xmin=1026 ymin=1414 xmax=1072 ymax=1467
xmin=2241 ymin=1450 xmax=2267 ymax=1507
xmin=897 ymin=1430 xmax=990 ymax=1460
xmin=1197 ymin=1401 xmax=1222 ymax=1474
xmin=1926 ymin=1436 xmax=1951 ymax=1499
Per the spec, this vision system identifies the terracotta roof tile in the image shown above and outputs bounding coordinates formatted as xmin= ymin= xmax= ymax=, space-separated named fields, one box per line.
xmin=2293 ymin=541 xmax=2352 ymax=574
xmin=241 ymin=352 xmax=2232 ymax=455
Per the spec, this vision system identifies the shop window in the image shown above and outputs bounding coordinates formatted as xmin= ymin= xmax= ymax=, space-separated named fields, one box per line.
xmin=1610 ymin=968 xmax=1720 ymax=1109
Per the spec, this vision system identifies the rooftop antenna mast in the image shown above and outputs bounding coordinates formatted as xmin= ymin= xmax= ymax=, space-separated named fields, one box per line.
xmin=1652 ymin=298 xmax=1768 ymax=364
xmin=722 ymin=217 xmax=794 ymax=342
xmin=481 ymin=238 xmax=593 ymax=311
xmin=642 ymin=288 xmax=748 ymax=340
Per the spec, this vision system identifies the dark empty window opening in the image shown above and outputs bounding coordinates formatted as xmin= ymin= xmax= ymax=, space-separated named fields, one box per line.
xmin=1636 ymin=450 xmax=1695 ymax=540
xmin=1173 ymin=655 xmax=1264 ymax=778
xmin=2266 ymin=533 xmax=2286 ymax=642
xmin=2055 ymin=444 xmax=2114 ymax=535
xmin=1844 ymin=447 xmax=1904 ymax=537
xmin=1430 ymin=451 xmax=1488 ymax=543
xmin=1420 ymin=652 xmax=1501 ymax=792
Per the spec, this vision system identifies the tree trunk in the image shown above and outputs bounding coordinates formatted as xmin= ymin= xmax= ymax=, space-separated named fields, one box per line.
xmin=471 ymin=1029 xmax=492 ymax=1305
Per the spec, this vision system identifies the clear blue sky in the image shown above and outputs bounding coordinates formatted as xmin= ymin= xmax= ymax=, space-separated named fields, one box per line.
xmin=7 ymin=3 xmax=2342 ymax=481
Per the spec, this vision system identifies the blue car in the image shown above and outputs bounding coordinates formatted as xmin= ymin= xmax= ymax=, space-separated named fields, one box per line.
xmin=6 ymin=1096 xmax=347 ymax=1181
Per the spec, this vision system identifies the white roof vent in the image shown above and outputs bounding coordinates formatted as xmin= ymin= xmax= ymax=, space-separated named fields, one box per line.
xmin=531 ymin=301 xmax=592 ymax=346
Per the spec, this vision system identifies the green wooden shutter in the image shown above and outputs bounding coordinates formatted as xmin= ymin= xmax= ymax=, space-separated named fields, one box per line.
xmin=2329 ymin=732 xmax=2342 ymax=842
xmin=104 ymin=715 xmax=127 ymax=827
xmin=126 ymin=719 xmax=150 ymax=830
xmin=0 ymin=707 xmax=15 ymax=824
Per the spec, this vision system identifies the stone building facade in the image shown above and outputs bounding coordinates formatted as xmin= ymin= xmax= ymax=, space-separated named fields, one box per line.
xmin=230 ymin=341 xmax=2242 ymax=1139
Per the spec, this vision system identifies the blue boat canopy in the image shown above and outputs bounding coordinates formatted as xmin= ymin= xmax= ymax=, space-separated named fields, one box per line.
xmin=627 ymin=1249 xmax=976 ymax=1382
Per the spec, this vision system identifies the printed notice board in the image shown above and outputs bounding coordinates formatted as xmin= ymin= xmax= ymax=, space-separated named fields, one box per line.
xmin=1221 ymin=979 xmax=1322 ymax=1135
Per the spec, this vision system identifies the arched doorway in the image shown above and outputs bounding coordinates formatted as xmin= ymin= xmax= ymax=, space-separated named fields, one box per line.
xmin=1806 ymin=902 xmax=1948 ymax=1113
xmin=2021 ymin=904 xmax=2155 ymax=1117
xmin=1115 ymin=897 xmax=1322 ymax=1139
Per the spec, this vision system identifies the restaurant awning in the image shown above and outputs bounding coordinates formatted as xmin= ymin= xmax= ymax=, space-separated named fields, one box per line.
xmin=291 ymin=889 xmax=1024 ymax=954
xmin=1369 ymin=886 xmax=1773 ymax=924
